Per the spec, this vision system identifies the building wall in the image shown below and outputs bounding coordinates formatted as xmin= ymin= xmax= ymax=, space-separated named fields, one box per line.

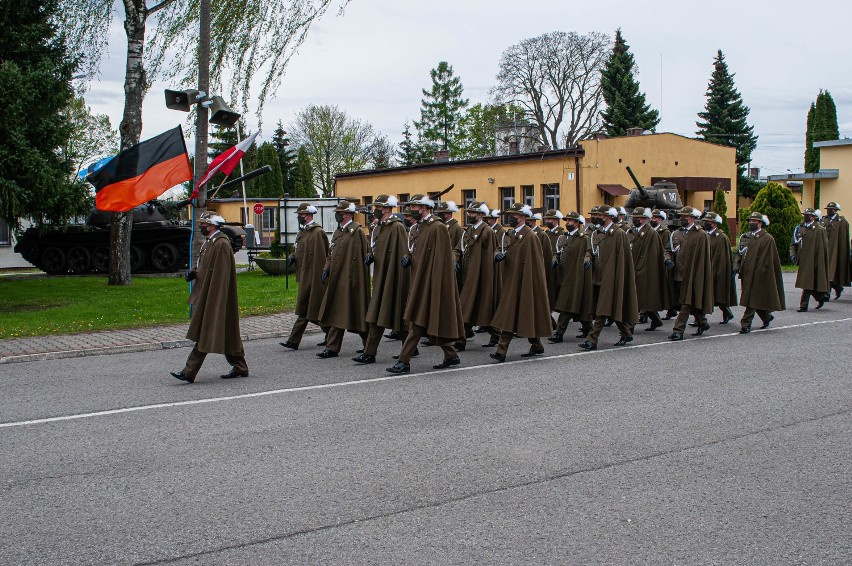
xmin=207 ymin=198 xmax=281 ymax=247
xmin=815 ymin=144 xmax=852 ymax=212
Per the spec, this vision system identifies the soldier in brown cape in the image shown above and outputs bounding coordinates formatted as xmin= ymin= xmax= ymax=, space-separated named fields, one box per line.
xmin=668 ymin=207 xmax=714 ymax=341
xmin=650 ymin=210 xmax=678 ymax=319
xmin=736 ymin=212 xmax=785 ymax=333
xmin=627 ymin=207 xmax=669 ymax=331
xmin=525 ymin=211 xmax=556 ymax=326
xmin=549 ymin=211 xmax=594 ymax=343
xmin=543 ymin=209 xmax=565 ymax=300
xmin=479 ymin=208 xmax=507 ymax=345
xmin=791 ymin=208 xmax=829 ymax=312
xmin=579 ymin=206 xmax=639 ymax=350
xmin=280 ymin=203 xmax=330 ymax=350
xmin=171 ymin=212 xmax=248 ymax=383
xmin=316 ymin=201 xmax=371 ymax=358
xmin=489 ymin=203 xmax=553 ymax=362
xmin=452 ymin=201 xmax=497 ymax=350
xmin=821 ymin=202 xmax=851 ymax=299
xmin=701 ymin=212 xmax=737 ymax=323
xmin=388 ymin=194 xmax=465 ymax=374
xmin=353 ymin=195 xmax=409 ymax=364
xmin=435 ymin=200 xmax=464 ymax=251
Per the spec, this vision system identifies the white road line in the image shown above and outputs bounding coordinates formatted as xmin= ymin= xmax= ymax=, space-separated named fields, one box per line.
xmin=2 ymin=317 xmax=850 ymax=430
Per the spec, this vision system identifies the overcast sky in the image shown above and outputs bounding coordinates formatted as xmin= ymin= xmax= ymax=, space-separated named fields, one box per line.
xmin=84 ymin=0 xmax=852 ymax=178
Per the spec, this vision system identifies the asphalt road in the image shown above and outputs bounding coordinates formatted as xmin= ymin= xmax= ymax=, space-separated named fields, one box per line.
xmin=1 ymin=281 xmax=851 ymax=565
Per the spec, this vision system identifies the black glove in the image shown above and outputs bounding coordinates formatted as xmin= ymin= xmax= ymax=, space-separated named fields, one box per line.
xmin=286 ymin=255 xmax=296 ymax=267
xmin=790 ymin=255 xmax=797 ymax=265
xmin=664 ymin=259 xmax=674 ymax=269
xmin=494 ymin=252 xmax=506 ymax=263
xmin=401 ymin=255 xmax=411 ymax=268
xmin=364 ymin=254 xmax=374 ymax=266
xmin=454 ymin=261 xmax=461 ymax=273
xmin=321 ymin=270 xmax=329 ymax=283
xmin=583 ymin=260 xmax=592 ymax=271
xmin=184 ymin=269 xmax=197 ymax=282
xmin=551 ymin=260 xmax=559 ymax=270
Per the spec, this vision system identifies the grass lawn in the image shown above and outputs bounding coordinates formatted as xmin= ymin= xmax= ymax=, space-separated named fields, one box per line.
xmin=0 ymin=270 xmax=299 ymax=339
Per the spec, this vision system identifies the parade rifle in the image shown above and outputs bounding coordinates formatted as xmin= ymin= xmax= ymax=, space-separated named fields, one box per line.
xmin=428 ymin=184 xmax=455 ymax=199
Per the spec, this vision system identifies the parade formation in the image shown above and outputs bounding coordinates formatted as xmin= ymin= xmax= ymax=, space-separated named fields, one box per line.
xmin=174 ymin=196 xmax=851 ymax=381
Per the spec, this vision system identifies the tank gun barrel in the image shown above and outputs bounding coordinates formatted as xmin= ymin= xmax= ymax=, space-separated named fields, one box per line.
xmin=625 ymin=166 xmax=648 ymax=198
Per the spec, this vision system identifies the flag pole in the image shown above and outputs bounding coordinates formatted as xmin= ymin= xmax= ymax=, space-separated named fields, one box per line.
xmin=237 ymin=123 xmax=249 ymax=228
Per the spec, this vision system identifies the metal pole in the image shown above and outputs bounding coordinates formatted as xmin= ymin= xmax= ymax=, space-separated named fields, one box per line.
xmin=191 ymin=0 xmax=211 ymax=270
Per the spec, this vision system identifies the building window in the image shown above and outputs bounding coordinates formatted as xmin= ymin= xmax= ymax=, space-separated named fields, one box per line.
xmin=398 ymin=193 xmax=410 ymax=205
xmin=500 ymin=186 xmax=515 ymax=224
xmin=0 ymin=218 xmax=10 ymax=246
xmin=262 ymin=207 xmax=278 ymax=231
xmin=461 ymin=189 xmax=476 ymax=223
xmin=522 ymin=185 xmax=534 ymax=207
xmin=603 ymin=193 xmax=613 ymax=206
xmin=703 ymin=199 xmax=713 ymax=212
xmin=362 ymin=196 xmax=373 ymax=208
xmin=543 ymin=183 xmax=560 ymax=212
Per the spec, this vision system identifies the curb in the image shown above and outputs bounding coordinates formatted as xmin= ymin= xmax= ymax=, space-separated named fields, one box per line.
xmin=0 ymin=329 xmax=315 ymax=365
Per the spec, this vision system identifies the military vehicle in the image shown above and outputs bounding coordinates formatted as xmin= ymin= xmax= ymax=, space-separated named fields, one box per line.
xmin=14 ymin=199 xmax=245 ymax=275
xmin=624 ymin=166 xmax=683 ymax=214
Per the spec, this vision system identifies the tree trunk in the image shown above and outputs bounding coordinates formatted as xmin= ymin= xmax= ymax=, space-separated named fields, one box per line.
xmin=191 ymin=0 xmax=212 ymax=268
xmin=109 ymin=0 xmax=148 ymax=286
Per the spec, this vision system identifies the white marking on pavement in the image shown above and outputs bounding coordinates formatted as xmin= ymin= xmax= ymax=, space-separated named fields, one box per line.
xmin=2 ymin=317 xmax=850 ymax=429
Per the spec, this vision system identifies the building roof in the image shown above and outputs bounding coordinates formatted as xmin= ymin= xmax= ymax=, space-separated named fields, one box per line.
xmin=813 ymin=139 xmax=852 ymax=148
xmin=766 ymin=170 xmax=840 ymax=181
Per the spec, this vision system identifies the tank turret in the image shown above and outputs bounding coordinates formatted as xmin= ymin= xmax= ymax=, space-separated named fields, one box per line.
xmin=624 ymin=166 xmax=682 ymax=212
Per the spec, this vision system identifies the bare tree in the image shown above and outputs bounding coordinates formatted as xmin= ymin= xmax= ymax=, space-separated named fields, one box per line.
xmin=290 ymin=105 xmax=375 ymax=197
xmin=492 ymin=31 xmax=611 ymax=149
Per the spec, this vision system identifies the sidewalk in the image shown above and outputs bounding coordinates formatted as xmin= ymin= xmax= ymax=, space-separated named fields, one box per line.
xmin=0 ymin=311 xmax=314 ymax=364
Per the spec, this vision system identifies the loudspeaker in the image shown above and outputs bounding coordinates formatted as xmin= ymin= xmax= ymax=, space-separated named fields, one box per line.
xmin=165 ymin=89 xmax=200 ymax=112
xmin=208 ymin=96 xmax=241 ymax=127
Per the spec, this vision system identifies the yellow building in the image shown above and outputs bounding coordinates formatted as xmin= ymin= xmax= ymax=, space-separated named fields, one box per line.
xmin=335 ymin=131 xmax=737 ymax=232
xmin=206 ymin=197 xmax=281 ymax=246
xmin=768 ymin=139 xmax=847 ymax=211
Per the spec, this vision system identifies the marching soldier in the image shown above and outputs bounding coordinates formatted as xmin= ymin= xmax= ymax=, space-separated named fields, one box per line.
xmin=480 ymin=208 xmax=506 ymax=345
xmin=821 ymin=202 xmax=851 ymax=299
xmin=579 ymin=206 xmax=639 ymax=350
xmin=736 ymin=212 xmax=785 ymax=333
xmin=627 ymin=207 xmax=669 ymax=331
xmin=702 ymin=212 xmax=737 ymax=323
xmin=549 ymin=211 xmax=594 ymax=342
xmin=435 ymin=200 xmax=464 ymax=251
xmin=354 ymin=195 xmax=409 ymax=364
xmin=543 ymin=209 xmax=565 ymax=314
xmin=388 ymin=195 xmax=465 ymax=374
xmin=171 ymin=212 xmax=248 ymax=383
xmin=615 ymin=206 xmax=630 ymax=232
xmin=668 ymin=206 xmax=713 ymax=341
xmin=453 ymin=201 xmax=497 ymax=350
xmin=650 ymin=209 xmax=677 ymax=320
xmin=525 ymin=211 xmax=556 ymax=326
xmin=316 ymin=201 xmax=371 ymax=358
xmin=280 ymin=203 xmax=330 ymax=350
xmin=489 ymin=203 xmax=552 ymax=362
xmin=791 ymin=208 xmax=829 ymax=312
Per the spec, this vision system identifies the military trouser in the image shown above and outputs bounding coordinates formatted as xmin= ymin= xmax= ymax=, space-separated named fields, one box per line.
xmin=799 ymin=290 xmax=825 ymax=308
xmin=555 ymin=313 xmax=592 ymax=336
xmin=182 ymin=344 xmax=248 ymax=379
xmin=741 ymin=307 xmax=772 ymax=329
xmin=364 ymin=323 xmax=408 ymax=356
xmin=642 ymin=310 xmax=662 ymax=326
xmin=496 ymin=331 xmax=543 ymax=357
xmin=673 ymin=305 xmax=707 ymax=333
xmin=715 ymin=304 xmax=734 ymax=319
xmin=287 ymin=316 xmax=329 ymax=346
xmin=830 ymin=282 xmax=846 ymax=296
xmin=325 ymin=327 xmax=367 ymax=354
xmin=586 ymin=316 xmax=632 ymax=345
xmin=398 ymin=323 xmax=456 ymax=363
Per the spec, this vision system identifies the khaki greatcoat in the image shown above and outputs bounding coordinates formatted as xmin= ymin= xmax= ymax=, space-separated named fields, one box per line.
xmin=676 ymin=225 xmax=714 ymax=314
xmin=319 ymin=222 xmax=370 ymax=333
xmin=293 ymin=223 xmax=329 ymax=322
xmin=366 ymin=217 xmax=409 ymax=332
xmin=456 ymin=221 xmax=497 ymax=327
xmin=590 ymin=224 xmax=639 ymax=324
xmin=791 ymin=221 xmax=829 ymax=294
xmin=553 ymin=229 xmax=594 ymax=321
xmin=628 ymin=223 xmax=669 ymax=312
xmin=737 ymin=230 xmax=785 ymax=311
xmin=822 ymin=214 xmax=852 ymax=287
xmin=708 ymin=227 xmax=737 ymax=307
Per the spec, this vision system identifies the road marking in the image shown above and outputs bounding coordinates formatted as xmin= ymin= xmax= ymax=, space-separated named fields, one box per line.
xmin=2 ymin=317 xmax=850 ymax=430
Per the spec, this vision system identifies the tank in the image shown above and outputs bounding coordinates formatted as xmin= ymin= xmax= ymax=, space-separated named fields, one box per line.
xmin=14 ymin=199 xmax=245 ymax=275
xmin=624 ymin=166 xmax=683 ymax=214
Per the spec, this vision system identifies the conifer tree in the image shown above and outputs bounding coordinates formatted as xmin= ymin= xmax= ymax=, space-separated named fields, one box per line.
xmin=271 ymin=121 xmax=296 ymax=195
xmin=600 ymin=29 xmax=659 ymax=137
xmin=245 ymin=142 xmax=283 ymax=198
xmin=415 ymin=61 xmax=468 ymax=158
xmin=806 ymin=90 xmax=839 ymax=208
xmin=696 ymin=50 xmax=758 ymax=182
xmin=397 ymin=121 xmax=420 ymax=166
xmin=713 ymin=189 xmax=730 ymax=237
xmin=292 ymin=146 xmax=315 ymax=198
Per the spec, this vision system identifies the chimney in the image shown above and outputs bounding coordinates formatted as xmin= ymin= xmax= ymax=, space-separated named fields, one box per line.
xmin=591 ymin=132 xmax=607 ymax=141
xmin=434 ymin=149 xmax=450 ymax=162
xmin=626 ymin=127 xmax=644 ymax=137
xmin=508 ymin=141 xmax=520 ymax=155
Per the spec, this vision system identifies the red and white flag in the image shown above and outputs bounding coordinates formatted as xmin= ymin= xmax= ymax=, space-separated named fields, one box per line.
xmin=191 ymin=131 xmax=259 ymax=198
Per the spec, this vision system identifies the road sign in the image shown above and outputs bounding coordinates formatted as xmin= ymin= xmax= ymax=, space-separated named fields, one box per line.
xmin=253 ymin=202 xmax=265 ymax=215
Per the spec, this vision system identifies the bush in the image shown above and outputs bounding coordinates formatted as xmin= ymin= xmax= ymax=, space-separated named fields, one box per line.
xmin=740 ymin=181 xmax=800 ymax=264
xmin=713 ymin=189 xmax=730 ymax=237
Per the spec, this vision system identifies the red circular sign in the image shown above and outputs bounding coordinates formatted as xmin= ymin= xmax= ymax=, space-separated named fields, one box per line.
xmin=253 ymin=202 xmax=265 ymax=215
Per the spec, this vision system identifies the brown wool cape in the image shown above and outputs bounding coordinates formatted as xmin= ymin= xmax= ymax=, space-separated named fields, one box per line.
xmin=457 ymin=222 xmax=497 ymax=326
xmin=319 ymin=222 xmax=370 ymax=333
xmin=532 ymin=227 xmax=557 ymax=310
xmin=366 ymin=217 xmax=409 ymax=332
xmin=553 ymin=229 xmax=594 ymax=321
xmin=590 ymin=225 xmax=639 ymax=324
xmin=492 ymin=223 xmax=507 ymax=297
xmin=490 ymin=225 xmax=553 ymax=337
xmin=791 ymin=222 xmax=829 ymax=294
xmin=186 ymin=232 xmax=243 ymax=355
xmin=707 ymin=228 xmax=737 ymax=306
xmin=739 ymin=230 xmax=785 ymax=311
xmin=823 ymin=215 xmax=852 ymax=287
xmin=547 ymin=225 xmax=565 ymax=295
xmin=293 ymin=223 xmax=329 ymax=322
xmin=656 ymin=225 xmax=677 ymax=307
xmin=628 ymin=223 xmax=670 ymax=312
xmin=404 ymin=216 xmax=465 ymax=340
xmin=676 ymin=226 xmax=714 ymax=314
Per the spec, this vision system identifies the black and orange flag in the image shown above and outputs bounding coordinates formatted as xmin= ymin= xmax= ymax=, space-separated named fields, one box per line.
xmin=88 ymin=126 xmax=192 ymax=212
